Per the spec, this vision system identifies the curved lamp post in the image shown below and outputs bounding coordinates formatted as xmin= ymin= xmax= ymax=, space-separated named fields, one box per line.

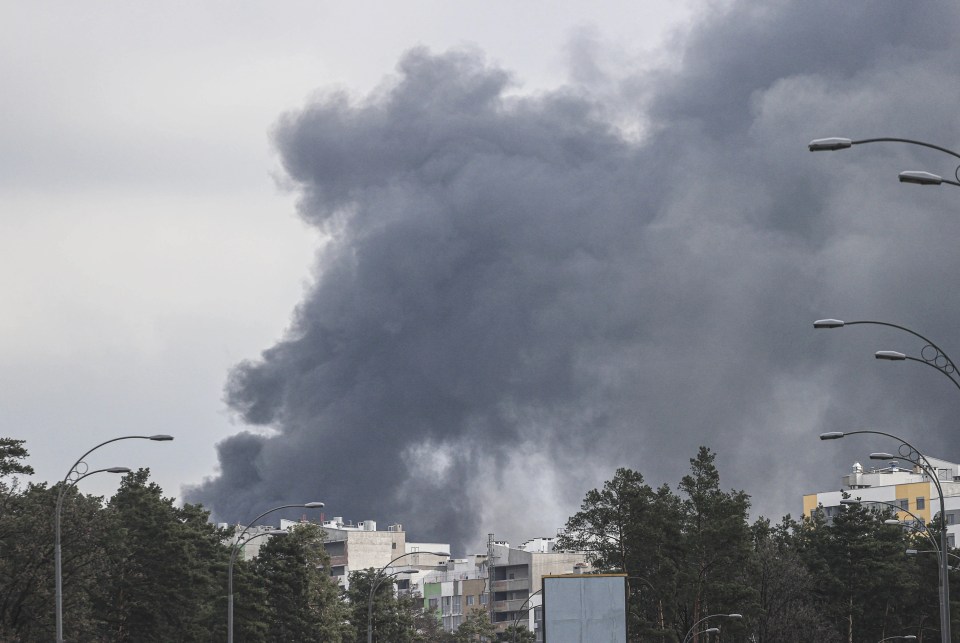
xmin=821 ymin=430 xmax=950 ymax=642
xmin=813 ymin=319 xmax=960 ymax=394
xmin=367 ymin=550 xmax=448 ymax=643
xmin=808 ymin=136 xmax=960 ymax=188
xmin=815 ymin=318 xmax=959 ymax=642
xmin=511 ymin=588 xmax=543 ymax=643
xmin=55 ymin=434 xmax=172 ymax=643
xmin=681 ymin=613 xmax=741 ymax=643
xmin=227 ymin=502 xmax=325 ymax=643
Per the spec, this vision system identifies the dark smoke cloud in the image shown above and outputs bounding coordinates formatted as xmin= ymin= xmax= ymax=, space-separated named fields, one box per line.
xmin=186 ymin=1 xmax=960 ymax=552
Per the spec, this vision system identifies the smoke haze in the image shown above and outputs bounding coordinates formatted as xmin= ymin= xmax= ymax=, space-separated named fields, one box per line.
xmin=186 ymin=1 xmax=960 ymax=552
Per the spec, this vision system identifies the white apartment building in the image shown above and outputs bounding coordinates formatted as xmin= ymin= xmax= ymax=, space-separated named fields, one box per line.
xmin=803 ymin=456 xmax=960 ymax=547
xmin=319 ymin=516 xmax=449 ymax=589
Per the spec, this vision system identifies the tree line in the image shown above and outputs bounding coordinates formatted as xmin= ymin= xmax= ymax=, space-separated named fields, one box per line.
xmin=556 ymin=446 xmax=958 ymax=642
xmin=1 ymin=438 xmax=955 ymax=641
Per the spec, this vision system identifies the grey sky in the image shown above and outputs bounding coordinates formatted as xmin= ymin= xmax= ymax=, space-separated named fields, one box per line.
xmin=6 ymin=1 xmax=960 ymax=553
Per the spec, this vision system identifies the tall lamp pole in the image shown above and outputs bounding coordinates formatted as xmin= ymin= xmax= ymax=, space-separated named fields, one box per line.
xmin=816 ymin=318 xmax=960 ymax=642
xmin=55 ymin=434 xmax=172 ymax=643
xmin=821 ymin=430 xmax=950 ymax=642
xmin=367 ymin=550 xmax=448 ymax=643
xmin=227 ymin=502 xmax=324 ymax=643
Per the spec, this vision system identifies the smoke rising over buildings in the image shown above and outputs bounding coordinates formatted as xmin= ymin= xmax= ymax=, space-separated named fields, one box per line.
xmin=186 ymin=2 xmax=960 ymax=551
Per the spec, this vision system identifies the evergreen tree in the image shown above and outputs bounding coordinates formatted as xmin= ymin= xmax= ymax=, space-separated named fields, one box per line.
xmin=556 ymin=468 xmax=682 ymax=640
xmin=95 ymin=468 xmax=230 ymax=642
xmin=671 ymin=447 xmax=753 ymax=642
xmin=256 ymin=522 xmax=347 ymax=642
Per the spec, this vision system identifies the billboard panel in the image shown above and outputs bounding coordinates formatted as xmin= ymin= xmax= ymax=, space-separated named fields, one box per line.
xmin=542 ymin=574 xmax=626 ymax=643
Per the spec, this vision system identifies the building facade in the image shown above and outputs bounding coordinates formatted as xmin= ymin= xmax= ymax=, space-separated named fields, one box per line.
xmin=803 ymin=456 xmax=960 ymax=547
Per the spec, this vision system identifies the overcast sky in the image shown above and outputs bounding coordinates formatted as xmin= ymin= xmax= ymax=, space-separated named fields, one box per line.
xmin=5 ymin=1 xmax=960 ymax=554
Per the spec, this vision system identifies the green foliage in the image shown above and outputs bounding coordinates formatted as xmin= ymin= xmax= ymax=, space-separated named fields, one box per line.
xmin=452 ymin=609 xmax=495 ymax=642
xmin=94 ymin=468 xmax=232 ymax=642
xmin=0 ymin=437 xmax=33 ymax=478
xmin=256 ymin=522 xmax=348 ymax=642
xmin=0 ymin=437 xmax=949 ymax=643
xmin=345 ymin=568 xmax=421 ymax=642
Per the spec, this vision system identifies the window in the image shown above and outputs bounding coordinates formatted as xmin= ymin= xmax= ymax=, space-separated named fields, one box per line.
xmin=453 ymin=595 xmax=461 ymax=614
xmin=480 ymin=594 xmax=488 ymax=605
xmin=392 ymin=542 xmax=397 ymax=549
xmin=917 ymin=497 xmax=926 ymax=510
xmin=442 ymin=596 xmax=451 ymax=615
xmin=429 ymin=598 xmax=438 ymax=611
xmin=899 ymin=498 xmax=909 ymax=511
xmin=467 ymin=595 xmax=475 ymax=606
xmin=948 ymin=513 xmax=956 ymax=525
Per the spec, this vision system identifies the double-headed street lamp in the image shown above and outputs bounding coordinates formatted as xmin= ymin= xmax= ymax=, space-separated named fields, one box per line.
xmin=808 ymin=136 xmax=960 ymax=188
xmin=55 ymin=434 xmax=173 ymax=643
xmin=815 ymin=318 xmax=959 ymax=641
xmin=366 ymin=550 xmax=448 ymax=643
xmin=227 ymin=502 xmax=325 ymax=643
xmin=681 ymin=613 xmax=741 ymax=643
xmin=821 ymin=430 xmax=950 ymax=642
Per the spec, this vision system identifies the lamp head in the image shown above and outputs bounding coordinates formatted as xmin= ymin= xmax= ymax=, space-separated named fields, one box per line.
xmin=906 ymin=549 xmax=918 ymax=555
xmin=704 ymin=627 xmax=720 ymax=634
xmin=809 ymin=137 xmax=852 ymax=151
xmin=148 ymin=434 xmax=174 ymax=441
xmin=814 ymin=319 xmax=845 ymax=328
xmin=726 ymin=614 xmax=743 ymax=620
xmin=869 ymin=452 xmax=896 ymax=460
xmin=876 ymin=351 xmax=907 ymax=361
xmin=840 ymin=499 xmax=861 ymax=505
xmin=106 ymin=467 xmax=132 ymax=474
xmin=884 ymin=519 xmax=903 ymax=526
xmin=899 ymin=170 xmax=942 ymax=185
xmin=819 ymin=432 xmax=845 ymax=440
xmin=303 ymin=502 xmax=325 ymax=508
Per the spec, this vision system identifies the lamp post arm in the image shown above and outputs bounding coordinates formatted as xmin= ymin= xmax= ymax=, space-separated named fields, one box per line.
xmin=844 ymin=321 xmax=959 ymax=376
xmin=511 ymin=589 xmax=543 ymax=642
xmin=865 ymin=499 xmax=941 ymax=554
xmin=902 ymin=356 xmax=960 ymax=394
xmin=850 ymin=138 xmax=960 ymax=162
xmin=682 ymin=614 xmax=727 ymax=643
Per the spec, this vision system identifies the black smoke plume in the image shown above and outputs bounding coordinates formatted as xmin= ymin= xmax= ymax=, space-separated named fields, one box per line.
xmin=187 ymin=2 xmax=960 ymax=552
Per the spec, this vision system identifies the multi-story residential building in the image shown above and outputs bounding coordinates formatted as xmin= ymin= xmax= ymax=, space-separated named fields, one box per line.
xmin=319 ymin=517 xmax=449 ymax=589
xmin=487 ymin=536 xmax=593 ymax=641
xmin=803 ymin=456 xmax=960 ymax=547
xmin=420 ymin=558 xmax=489 ymax=631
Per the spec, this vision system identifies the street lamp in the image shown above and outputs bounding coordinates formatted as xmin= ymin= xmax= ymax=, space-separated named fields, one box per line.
xmin=820 ymin=429 xmax=950 ymax=642
xmin=879 ymin=636 xmax=917 ymax=642
xmin=227 ymin=502 xmax=324 ymax=643
xmin=511 ymin=588 xmax=543 ymax=643
xmin=367 ymin=550 xmax=448 ymax=643
xmin=681 ymin=613 xmax=741 ymax=643
xmin=55 ymin=434 xmax=172 ymax=643
xmin=808 ymin=136 xmax=960 ymax=188
xmin=815 ymin=317 xmax=960 ymax=642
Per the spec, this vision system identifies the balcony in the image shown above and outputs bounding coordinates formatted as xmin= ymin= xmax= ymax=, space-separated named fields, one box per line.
xmin=493 ymin=598 xmax=530 ymax=613
xmin=491 ymin=578 xmax=530 ymax=592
